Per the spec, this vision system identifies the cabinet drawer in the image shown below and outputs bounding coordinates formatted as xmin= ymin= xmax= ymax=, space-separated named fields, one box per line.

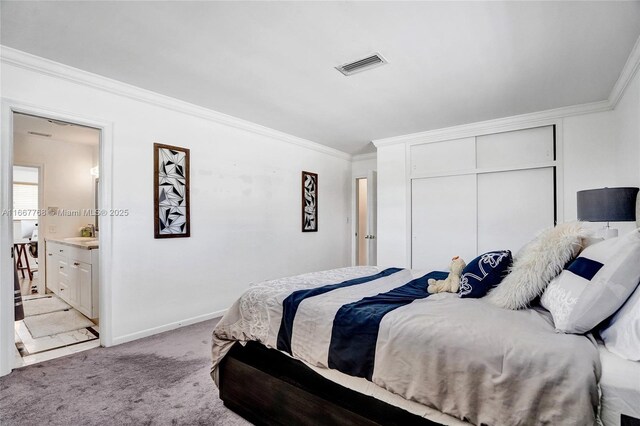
xmin=46 ymin=242 xmax=91 ymax=263
xmin=58 ymin=280 xmax=71 ymax=302
xmin=46 ymin=241 xmax=60 ymax=257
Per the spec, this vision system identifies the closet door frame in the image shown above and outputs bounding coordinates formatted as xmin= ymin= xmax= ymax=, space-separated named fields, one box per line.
xmin=406 ymin=120 xmax=564 ymax=268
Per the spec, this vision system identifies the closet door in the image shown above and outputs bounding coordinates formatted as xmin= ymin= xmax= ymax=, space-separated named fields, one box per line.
xmin=477 ymin=167 xmax=555 ymax=254
xmin=411 ymin=175 xmax=477 ymax=271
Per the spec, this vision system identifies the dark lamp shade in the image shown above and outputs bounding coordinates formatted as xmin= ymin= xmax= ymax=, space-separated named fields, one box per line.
xmin=577 ymin=187 xmax=639 ymax=222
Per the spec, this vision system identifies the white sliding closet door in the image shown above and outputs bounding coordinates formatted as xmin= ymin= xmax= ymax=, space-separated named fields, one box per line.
xmin=477 ymin=167 xmax=555 ymax=254
xmin=411 ymin=175 xmax=477 ymax=271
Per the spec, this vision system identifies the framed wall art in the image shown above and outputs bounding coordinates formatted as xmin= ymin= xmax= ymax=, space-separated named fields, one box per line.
xmin=154 ymin=143 xmax=190 ymax=238
xmin=302 ymin=171 xmax=318 ymax=232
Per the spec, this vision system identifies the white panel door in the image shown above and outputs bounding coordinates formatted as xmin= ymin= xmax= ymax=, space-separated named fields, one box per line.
xmin=476 ymin=126 xmax=554 ymax=169
xmin=477 ymin=167 xmax=555 ymax=254
xmin=411 ymin=175 xmax=477 ymax=271
xmin=410 ymin=137 xmax=476 ymax=175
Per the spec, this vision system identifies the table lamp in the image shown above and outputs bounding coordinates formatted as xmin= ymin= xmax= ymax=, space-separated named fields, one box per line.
xmin=577 ymin=187 xmax=639 ymax=239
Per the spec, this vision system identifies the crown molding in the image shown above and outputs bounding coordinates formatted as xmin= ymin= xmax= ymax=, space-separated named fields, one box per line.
xmin=373 ymin=99 xmax=611 ymax=147
xmin=609 ymin=34 xmax=640 ymax=108
xmin=0 ymin=46 xmax=352 ymax=161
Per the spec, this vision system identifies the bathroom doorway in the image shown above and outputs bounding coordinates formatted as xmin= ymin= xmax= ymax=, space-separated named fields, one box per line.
xmin=12 ymin=112 xmax=102 ymax=366
xmin=12 ymin=164 xmax=42 ymax=296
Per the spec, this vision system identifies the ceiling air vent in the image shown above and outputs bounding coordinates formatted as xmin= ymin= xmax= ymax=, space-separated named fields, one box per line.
xmin=336 ymin=53 xmax=387 ymax=76
xmin=28 ymin=131 xmax=52 ymax=138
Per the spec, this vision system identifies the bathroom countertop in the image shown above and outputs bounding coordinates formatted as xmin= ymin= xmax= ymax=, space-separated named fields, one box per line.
xmin=46 ymin=237 xmax=99 ymax=250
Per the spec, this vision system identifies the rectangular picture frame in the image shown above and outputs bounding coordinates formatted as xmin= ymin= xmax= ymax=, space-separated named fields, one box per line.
xmin=302 ymin=171 xmax=318 ymax=232
xmin=154 ymin=143 xmax=190 ymax=238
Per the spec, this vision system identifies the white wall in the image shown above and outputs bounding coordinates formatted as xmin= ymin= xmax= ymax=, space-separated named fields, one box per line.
xmin=613 ymin=67 xmax=640 ymax=188
xmin=611 ymin=65 xmax=640 ymax=228
xmin=562 ymin=111 xmax=616 ymax=223
xmin=1 ymin=54 xmax=352 ymax=351
xmin=563 ymin=67 xmax=640 ymax=235
xmin=376 ymin=145 xmax=408 ymax=268
xmin=351 ymin=155 xmax=377 ymax=179
xmin=14 ymin=134 xmax=97 ymax=239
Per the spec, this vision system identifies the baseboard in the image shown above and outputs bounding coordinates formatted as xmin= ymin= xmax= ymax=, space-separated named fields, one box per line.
xmin=110 ymin=309 xmax=227 ymax=346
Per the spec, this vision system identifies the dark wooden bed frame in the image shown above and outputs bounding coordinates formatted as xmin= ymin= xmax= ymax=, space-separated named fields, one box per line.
xmin=218 ymin=341 xmax=442 ymax=426
xmin=217 ymin=342 xmax=640 ymax=426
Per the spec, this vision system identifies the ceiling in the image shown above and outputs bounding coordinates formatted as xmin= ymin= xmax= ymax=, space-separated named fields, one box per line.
xmin=14 ymin=113 xmax=100 ymax=146
xmin=2 ymin=1 xmax=640 ymax=155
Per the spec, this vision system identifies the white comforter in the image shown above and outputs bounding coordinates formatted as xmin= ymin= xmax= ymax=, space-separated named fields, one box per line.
xmin=212 ymin=266 xmax=601 ymax=425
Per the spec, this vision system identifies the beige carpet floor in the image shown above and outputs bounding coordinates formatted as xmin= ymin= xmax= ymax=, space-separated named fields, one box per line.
xmin=0 ymin=318 xmax=251 ymax=425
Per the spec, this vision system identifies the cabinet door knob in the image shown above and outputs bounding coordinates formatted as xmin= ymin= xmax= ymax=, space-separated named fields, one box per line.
xmin=48 ymin=253 xmax=52 ymax=256
xmin=59 ymin=249 xmax=64 ymax=253
xmin=73 ymin=262 xmax=80 ymax=266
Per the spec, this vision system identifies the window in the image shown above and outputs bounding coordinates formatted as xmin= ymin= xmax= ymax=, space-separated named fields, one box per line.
xmin=13 ymin=183 xmax=38 ymax=220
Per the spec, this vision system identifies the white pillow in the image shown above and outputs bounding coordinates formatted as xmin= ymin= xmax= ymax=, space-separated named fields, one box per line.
xmin=486 ymin=222 xmax=588 ymax=310
xmin=599 ymin=284 xmax=640 ymax=361
xmin=541 ymin=228 xmax=640 ymax=334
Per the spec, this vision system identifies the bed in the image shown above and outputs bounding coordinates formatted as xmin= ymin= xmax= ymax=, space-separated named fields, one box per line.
xmin=598 ymin=344 xmax=640 ymax=426
xmin=210 ymin=266 xmax=615 ymax=425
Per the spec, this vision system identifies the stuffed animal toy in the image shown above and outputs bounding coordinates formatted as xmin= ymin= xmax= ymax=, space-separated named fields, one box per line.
xmin=427 ymin=256 xmax=466 ymax=294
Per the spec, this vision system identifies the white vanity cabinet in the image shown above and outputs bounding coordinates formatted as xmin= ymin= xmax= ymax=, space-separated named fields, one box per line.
xmin=45 ymin=240 xmax=99 ymax=319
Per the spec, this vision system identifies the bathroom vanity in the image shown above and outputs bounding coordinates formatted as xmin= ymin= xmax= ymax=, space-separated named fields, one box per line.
xmin=45 ymin=238 xmax=99 ymax=319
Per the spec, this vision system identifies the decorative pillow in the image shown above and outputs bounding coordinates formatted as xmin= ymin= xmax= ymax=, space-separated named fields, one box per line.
xmin=540 ymin=228 xmax=640 ymax=334
xmin=599 ymin=284 xmax=640 ymax=361
xmin=486 ymin=222 xmax=588 ymax=309
xmin=458 ymin=251 xmax=512 ymax=298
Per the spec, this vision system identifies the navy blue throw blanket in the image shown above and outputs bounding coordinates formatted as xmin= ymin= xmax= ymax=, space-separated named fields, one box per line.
xmin=328 ymin=271 xmax=448 ymax=381
xmin=276 ymin=267 xmax=403 ymax=354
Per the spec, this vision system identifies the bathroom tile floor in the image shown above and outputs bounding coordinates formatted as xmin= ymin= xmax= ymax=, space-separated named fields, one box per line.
xmin=14 ymin=294 xmax=100 ymax=368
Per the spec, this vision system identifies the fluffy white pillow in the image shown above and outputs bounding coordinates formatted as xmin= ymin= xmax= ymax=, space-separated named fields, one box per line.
xmin=600 ymin=284 xmax=640 ymax=361
xmin=541 ymin=228 xmax=640 ymax=334
xmin=486 ymin=222 xmax=588 ymax=310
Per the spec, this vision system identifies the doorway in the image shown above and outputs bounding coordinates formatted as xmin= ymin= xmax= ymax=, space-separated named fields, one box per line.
xmin=12 ymin=165 xmax=42 ymax=296
xmin=355 ymin=171 xmax=377 ymax=266
xmin=11 ymin=113 xmax=102 ymax=366
xmin=356 ymin=178 xmax=368 ymax=266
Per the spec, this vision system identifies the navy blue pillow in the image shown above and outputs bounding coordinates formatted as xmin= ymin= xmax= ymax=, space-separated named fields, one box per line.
xmin=458 ymin=250 xmax=512 ymax=298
